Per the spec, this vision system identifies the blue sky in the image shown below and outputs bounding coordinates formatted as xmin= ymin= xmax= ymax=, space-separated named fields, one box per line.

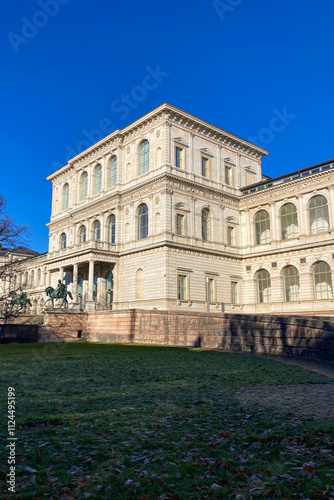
xmin=1 ymin=0 xmax=334 ymax=253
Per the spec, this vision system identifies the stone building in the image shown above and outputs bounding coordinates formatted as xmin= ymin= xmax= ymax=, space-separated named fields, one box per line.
xmin=7 ymin=103 xmax=334 ymax=315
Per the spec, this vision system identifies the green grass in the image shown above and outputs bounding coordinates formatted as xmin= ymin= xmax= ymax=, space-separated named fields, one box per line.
xmin=1 ymin=343 xmax=333 ymax=499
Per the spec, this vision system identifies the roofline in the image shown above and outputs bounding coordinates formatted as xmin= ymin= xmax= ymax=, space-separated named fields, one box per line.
xmin=241 ymin=158 xmax=334 ymax=195
xmin=47 ymin=102 xmax=269 ymax=180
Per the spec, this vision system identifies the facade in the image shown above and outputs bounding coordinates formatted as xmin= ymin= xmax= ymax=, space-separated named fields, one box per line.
xmin=6 ymin=103 xmax=334 ymax=315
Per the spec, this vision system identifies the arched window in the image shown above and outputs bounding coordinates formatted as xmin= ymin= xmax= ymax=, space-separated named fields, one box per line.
xmin=108 ymin=156 xmax=117 ymax=187
xmin=201 ymin=208 xmax=211 ymax=241
xmin=139 ymin=140 xmax=149 ymax=175
xmin=80 ymin=172 xmax=88 ymax=200
xmin=309 ymin=195 xmax=329 ymax=234
xmin=283 ymin=266 xmax=299 ymax=302
xmin=254 ymin=210 xmax=271 ymax=244
xmin=60 ymin=233 xmax=67 ymax=249
xmin=79 ymin=225 xmax=86 ymax=243
xmin=94 ymin=164 xmax=102 ymax=194
xmin=256 ymin=269 xmax=271 ymax=303
xmin=92 ymin=220 xmax=101 ymax=241
xmin=313 ymin=261 xmax=332 ymax=300
xmin=137 ymin=204 xmax=148 ymax=240
xmin=107 ymin=214 xmax=116 ymax=244
xmin=280 ymin=203 xmax=298 ymax=240
xmin=136 ymin=269 xmax=144 ymax=299
xmin=30 ymin=270 xmax=35 ymax=287
xmin=62 ymin=183 xmax=69 ymax=210
xmin=106 ymin=270 xmax=113 ymax=307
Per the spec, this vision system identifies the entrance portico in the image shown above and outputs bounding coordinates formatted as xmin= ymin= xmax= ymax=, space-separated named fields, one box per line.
xmin=46 ymin=251 xmax=117 ymax=311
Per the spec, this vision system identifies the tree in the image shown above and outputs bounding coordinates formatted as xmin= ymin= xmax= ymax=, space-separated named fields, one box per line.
xmin=0 ymin=193 xmax=30 ymax=321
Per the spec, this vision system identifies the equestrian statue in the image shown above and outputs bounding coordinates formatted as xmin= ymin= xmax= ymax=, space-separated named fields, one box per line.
xmin=45 ymin=280 xmax=73 ymax=308
xmin=8 ymin=290 xmax=32 ymax=313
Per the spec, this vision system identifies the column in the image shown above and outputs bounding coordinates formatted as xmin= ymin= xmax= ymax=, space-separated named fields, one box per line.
xmin=59 ymin=267 xmax=64 ymax=282
xmin=72 ymin=263 xmax=78 ymax=302
xmin=85 ymin=260 xmax=95 ymax=310
xmin=270 ymin=203 xmax=277 ymax=242
xmin=297 ymin=195 xmax=305 ymax=235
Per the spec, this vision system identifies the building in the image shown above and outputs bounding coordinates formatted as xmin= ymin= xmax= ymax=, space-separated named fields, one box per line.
xmin=7 ymin=103 xmax=334 ymax=315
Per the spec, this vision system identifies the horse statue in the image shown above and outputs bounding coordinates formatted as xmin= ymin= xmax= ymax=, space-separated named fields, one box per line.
xmin=8 ymin=290 xmax=32 ymax=312
xmin=45 ymin=280 xmax=73 ymax=308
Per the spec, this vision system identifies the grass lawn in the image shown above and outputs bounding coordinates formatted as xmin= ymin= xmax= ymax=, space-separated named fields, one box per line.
xmin=1 ymin=343 xmax=334 ymax=499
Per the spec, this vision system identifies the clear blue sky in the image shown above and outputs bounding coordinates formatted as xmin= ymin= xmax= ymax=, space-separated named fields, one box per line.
xmin=1 ymin=0 xmax=333 ymax=253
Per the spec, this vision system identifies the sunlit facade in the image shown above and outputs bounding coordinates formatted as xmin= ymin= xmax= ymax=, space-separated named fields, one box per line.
xmin=8 ymin=103 xmax=334 ymax=315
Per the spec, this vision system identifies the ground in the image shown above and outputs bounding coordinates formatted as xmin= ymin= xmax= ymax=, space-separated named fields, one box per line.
xmin=0 ymin=343 xmax=334 ymax=500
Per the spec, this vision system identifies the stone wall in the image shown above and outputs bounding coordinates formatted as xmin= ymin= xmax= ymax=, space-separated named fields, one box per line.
xmin=40 ymin=310 xmax=334 ymax=362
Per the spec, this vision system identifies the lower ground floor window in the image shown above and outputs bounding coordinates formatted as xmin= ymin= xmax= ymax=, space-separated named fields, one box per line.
xmin=177 ymin=274 xmax=188 ymax=301
xmin=231 ymin=281 xmax=239 ymax=304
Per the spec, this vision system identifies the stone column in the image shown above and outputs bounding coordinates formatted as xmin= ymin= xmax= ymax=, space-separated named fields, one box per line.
xmin=85 ymin=259 xmax=95 ymax=310
xmin=297 ymin=195 xmax=305 ymax=235
xmin=73 ymin=263 xmax=78 ymax=302
xmin=59 ymin=267 xmax=64 ymax=282
xmin=270 ymin=203 xmax=277 ymax=242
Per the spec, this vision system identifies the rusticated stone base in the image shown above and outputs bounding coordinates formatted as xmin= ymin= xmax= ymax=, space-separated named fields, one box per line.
xmin=38 ymin=310 xmax=334 ymax=362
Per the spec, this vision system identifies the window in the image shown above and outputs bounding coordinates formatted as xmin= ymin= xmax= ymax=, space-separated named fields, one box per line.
xmin=256 ymin=269 xmax=271 ymax=303
xmin=136 ymin=269 xmax=144 ymax=299
xmin=201 ymin=156 xmax=210 ymax=178
xmin=92 ymin=220 xmax=101 ymax=241
xmin=79 ymin=225 xmax=86 ymax=243
xmin=137 ymin=203 xmax=148 ymax=240
xmin=313 ymin=261 xmax=333 ymax=300
xmin=175 ymin=147 xmax=183 ymax=169
xmin=283 ymin=266 xmax=300 ymax=302
xmin=107 ymin=214 xmax=116 ymax=244
xmin=245 ymin=169 xmax=254 ymax=186
xmin=227 ymin=226 xmax=235 ymax=246
xmin=60 ymin=232 xmax=67 ymax=249
xmin=37 ymin=269 xmax=41 ymax=287
xmin=280 ymin=203 xmax=299 ymax=240
xmin=225 ymin=165 xmax=233 ymax=186
xmin=94 ymin=164 xmax=102 ymax=194
xmin=177 ymin=274 xmax=188 ymax=301
xmin=80 ymin=172 xmax=88 ymax=200
xmin=231 ymin=281 xmax=239 ymax=304
xmin=62 ymin=183 xmax=69 ymax=210
xmin=201 ymin=208 xmax=211 ymax=241
xmin=206 ymin=277 xmax=216 ymax=303
xmin=254 ymin=210 xmax=271 ymax=244
xmin=108 ymin=156 xmax=117 ymax=187
xmin=30 ymin=271 xmax=35 ymax=287
xmin=139 ymin=140 xmax=149 ymax=175
xmin=176 ymin=214 xmax=185 ymax=235
xmin=309 ymin=195 xmax=329 ymax=234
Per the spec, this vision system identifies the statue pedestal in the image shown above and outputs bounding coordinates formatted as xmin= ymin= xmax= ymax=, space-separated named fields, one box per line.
xmin=69 ymin=302 xmax=79 ymax=311
xmin=84 ymin=300 xmax=96 ymax=311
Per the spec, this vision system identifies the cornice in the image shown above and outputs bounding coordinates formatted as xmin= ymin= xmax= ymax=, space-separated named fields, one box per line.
xmin=242 ymin=240 xmax=334 ymax=261
xmin=47 ymin=103 xmax=268 ymax=182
